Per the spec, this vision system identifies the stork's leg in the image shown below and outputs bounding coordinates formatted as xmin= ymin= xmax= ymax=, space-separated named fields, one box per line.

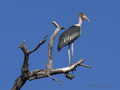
xmin=71 ymin=42 xmax=74 ymax=65
xmin=68 ymin=44 xmax=70 ymax=65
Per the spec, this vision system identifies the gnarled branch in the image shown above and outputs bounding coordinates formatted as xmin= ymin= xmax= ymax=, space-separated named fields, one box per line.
xmin=12 ymin=35 xmax=48 ymax=90
xmin=29 ymin=59 xmax=85 ymax=81
xmin=12 ymin=21 xmax=92 ymax=90
xmin=46 ymin=21 xmax=65 ymax=74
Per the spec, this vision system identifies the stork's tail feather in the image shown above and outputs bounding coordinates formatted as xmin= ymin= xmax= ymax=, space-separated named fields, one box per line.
xmin=58 ymin=45 xmax=61 ymax=51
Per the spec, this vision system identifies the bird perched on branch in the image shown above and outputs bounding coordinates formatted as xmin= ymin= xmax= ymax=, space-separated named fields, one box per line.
xmin=58 ymin=12 xmax=89 ymax=65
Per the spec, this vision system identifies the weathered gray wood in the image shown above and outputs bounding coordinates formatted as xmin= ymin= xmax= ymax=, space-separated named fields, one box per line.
xmin=29 ymin=59 xmax=84 ymax=81
xmin=12 ymin=35 xmax=48 ymax=90
xmin=12 ymin=21 xmax=92 ymax=90
xmin=12 ymin=76 xmax=27 ymax=90
xmin=47 ymin=21 xmax=65 ymax=75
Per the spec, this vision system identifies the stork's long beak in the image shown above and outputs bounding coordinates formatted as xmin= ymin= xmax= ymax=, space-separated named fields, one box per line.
xmin=82 ymin=15 xmax=90 ymax=22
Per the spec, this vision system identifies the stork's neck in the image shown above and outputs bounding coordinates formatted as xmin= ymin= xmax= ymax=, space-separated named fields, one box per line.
xmin=78 ymin=17 xmax=82 ymax=26
xmin=74 ymin=16 xmax=82 ymax=26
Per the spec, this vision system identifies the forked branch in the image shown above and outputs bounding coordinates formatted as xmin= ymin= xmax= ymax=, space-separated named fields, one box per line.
xmin=12 ymin=21 xmax=92 ymax=90
xmin=12 ymin=35 xmax=48 ymax=90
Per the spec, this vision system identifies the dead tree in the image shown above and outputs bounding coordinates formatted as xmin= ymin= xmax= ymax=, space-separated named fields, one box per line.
xmin=12 ymin=21 xmax=92 ymax=90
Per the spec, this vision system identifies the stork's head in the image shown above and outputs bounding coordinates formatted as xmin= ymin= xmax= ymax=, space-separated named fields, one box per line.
xmin=79 ymin=12 xmax=90 ymax=22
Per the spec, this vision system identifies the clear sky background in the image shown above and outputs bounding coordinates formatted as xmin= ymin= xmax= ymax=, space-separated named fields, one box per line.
xmin=0 ymin=0 xmax=120 ymax=90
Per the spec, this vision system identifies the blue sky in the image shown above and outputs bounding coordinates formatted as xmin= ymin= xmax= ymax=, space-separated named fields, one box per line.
xmin=0 ymin=0 xmax=120 ymax=90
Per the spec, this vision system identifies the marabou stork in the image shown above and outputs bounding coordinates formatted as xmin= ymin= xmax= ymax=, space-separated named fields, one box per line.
xmin=58 ymin=12 xmax=89 ymax=65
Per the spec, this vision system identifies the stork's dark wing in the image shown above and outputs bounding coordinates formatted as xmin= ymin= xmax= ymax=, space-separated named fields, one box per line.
xmin=58 ymin=25 xmax=81 ymax=51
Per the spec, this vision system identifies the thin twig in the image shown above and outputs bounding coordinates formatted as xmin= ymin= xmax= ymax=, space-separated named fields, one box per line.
xmin=29 ymin=35 xmax=48 ymax=54
xmin=47 ymin=75 xmax=62 ymax=86
xmin=80 ymin=64 xmax=92 ymax=68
